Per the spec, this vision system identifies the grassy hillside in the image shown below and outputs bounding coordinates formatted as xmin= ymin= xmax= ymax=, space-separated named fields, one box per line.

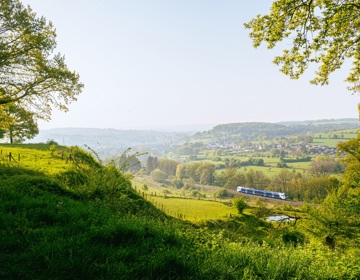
xmin=1 ymin=144 xmax=359 ymax=279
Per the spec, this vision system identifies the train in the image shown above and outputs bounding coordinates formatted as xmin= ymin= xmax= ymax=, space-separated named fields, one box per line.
xmin=236 ymin=186 xmax=288 ymax=200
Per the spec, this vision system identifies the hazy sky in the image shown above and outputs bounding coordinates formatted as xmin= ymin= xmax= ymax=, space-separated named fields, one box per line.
xmin=22 ymin=0 xmax=360 ymax=130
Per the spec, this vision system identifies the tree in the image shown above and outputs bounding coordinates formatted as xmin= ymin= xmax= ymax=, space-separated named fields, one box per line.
xmin=307 ymin=185 xmax=360 ymax=249
xmin=245 ymin=1 xmax=360 ymax=93
xmin=1 ymin=104 xmax=39 ymax=143
xmin=274 ymin=169 xmax=292 ymax=193
xmin=146 ymin=156 xmax=159 ymax=174
xmin=338 ymin=132 xmax=360 ymax=189
xmin=158 ymin=158 xmax=178 ymax=176
xmin=0 ymin=0 xmax=83 ymax=120
xmin=304 ymin=132 xmax=360 ymax=248
xmin=151 ymin=169 xmax=168 ymax=183
xmin=310 ymin=155 xmax=338 ymax=177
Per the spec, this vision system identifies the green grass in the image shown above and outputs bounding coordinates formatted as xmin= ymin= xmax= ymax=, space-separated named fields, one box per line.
xmin=132 ymin=178 xmax=238 ymax=221
xmin=0 ymin=144 xmax=70 ymax=175
xmin=312 ymin=138 xmax=346 ymax=147
xmin=1 ymin=144 xmax=360 ymax=279
xmin=149 ymin=196 xmax=238 ymax=221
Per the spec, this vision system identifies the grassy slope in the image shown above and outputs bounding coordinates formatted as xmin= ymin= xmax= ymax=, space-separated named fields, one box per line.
xmin=1 ymin=144 xmax=359 ymax=279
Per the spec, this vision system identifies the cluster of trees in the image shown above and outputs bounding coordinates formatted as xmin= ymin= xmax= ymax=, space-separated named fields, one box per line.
xmin=146 ymin=156 xmax=179 ymax=183
xmin=224 ymin=157 xmax=264 ymax=168
xmin=0 ymin=0 xmax=83 ymax=143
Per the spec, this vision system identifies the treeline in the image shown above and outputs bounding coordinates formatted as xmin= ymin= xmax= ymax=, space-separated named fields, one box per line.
xmin=145 ymin=155 xmax=342 ymax=202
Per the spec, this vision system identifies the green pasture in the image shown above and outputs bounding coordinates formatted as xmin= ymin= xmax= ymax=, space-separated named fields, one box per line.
xmin=312 ymin=138 xmax=346 ymax=148
xmin=132 ymin=178 xmax=238 ymax=221
xmin=0 ymin=144 xmax=70 ymax=175
xmin=148 ymin=196 xmax=238 ymax=221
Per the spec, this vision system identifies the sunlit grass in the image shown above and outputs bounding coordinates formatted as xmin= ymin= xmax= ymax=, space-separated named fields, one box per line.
xmin=0 ymin=144 xmax=71 ymax=175
xmin=149 ymin=196 xmax=238 ymax=221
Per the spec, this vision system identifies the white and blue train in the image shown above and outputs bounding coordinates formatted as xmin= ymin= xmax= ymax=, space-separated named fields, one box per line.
xmin=237 ymin=186 xmax=288 ymax=200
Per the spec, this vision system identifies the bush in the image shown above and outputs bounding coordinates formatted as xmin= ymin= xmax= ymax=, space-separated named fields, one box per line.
xmin=215 ymin=189 xmax=234 ymax=199
xmin=282 ymin=230 xmax=306 ymax=247
xmin=233 ymin=197 xmax=247 ymax=214
xmin=46 ymin=139 xmax=59 ymax=145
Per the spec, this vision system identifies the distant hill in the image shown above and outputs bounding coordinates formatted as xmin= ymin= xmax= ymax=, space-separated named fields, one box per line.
xmin=192 ymin=119 xmax=360 ymax=143
xmin=28 ymin=119 xmax=360 ymax=157
xmin=29 ymin=128 xmax=192 ymax=158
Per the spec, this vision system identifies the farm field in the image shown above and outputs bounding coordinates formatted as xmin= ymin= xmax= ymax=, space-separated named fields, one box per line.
xmin=148 ymin=196 xmax=237 ymax=221
xmin=132 ymin=176 xmax=237 ymax=221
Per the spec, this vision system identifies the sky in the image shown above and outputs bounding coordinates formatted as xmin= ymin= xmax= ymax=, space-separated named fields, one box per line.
xmin=22 ymin=0 xmax=360 ymax=131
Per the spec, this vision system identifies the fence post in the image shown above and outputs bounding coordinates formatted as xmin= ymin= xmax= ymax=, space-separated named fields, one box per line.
xmin=9 ymin=152 xmax=11 ymax=162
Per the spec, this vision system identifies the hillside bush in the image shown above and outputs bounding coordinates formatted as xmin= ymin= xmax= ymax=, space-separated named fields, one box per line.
xmin=282 ymin=230 xmax=306 ymax=247
xmin=233 ymin=197 xmax=247 ymax=214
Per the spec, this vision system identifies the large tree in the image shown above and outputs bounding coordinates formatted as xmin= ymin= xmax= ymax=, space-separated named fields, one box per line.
xmin=0 ymin=0 xmax=83 ymax=120
xmin=245 ymin=0 xmax=360 ymax=93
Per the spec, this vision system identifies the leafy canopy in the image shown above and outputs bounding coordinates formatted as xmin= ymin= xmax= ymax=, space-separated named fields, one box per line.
xmin=2 ymin=104 xmax=39 ymax=143
xmin=245 ymin=0 xmax=360 ymax=93
xmin=0 ymin=0 xmax=83 ymax=120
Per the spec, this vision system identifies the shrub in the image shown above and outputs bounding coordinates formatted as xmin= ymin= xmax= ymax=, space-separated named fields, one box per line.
xmin=215 ymin=189 xmax=234 ymax=199
xmin=233 ymin=197 xmax=247 ymax=214
xmin=46 ymin=139 xmax=58 ymax=145
xmin=282 ymin=230 xmax=306 ymax=247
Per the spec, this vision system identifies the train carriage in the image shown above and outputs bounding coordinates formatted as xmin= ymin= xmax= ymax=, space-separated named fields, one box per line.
xmin=237 ymin=186 xmax=287 ymax=200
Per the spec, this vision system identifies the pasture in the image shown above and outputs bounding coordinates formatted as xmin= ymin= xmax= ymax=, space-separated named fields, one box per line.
xmin=0 ymin=144 xmax=71 ymax=175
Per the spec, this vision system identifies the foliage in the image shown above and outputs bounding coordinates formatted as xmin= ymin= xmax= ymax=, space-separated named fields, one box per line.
xmin=338 ymin=132 xmax=360 ymax=188
xmin=310 ymin=155 xmax=343 ymax=176
xmin=215 ymin=189 xmax=233 ymax=199
xmin=233 ymin=196 xmax=247 ymax=214
xmin=252 ymin=199 xmax=272 ymax=219
xmin=0 ymin=104 xmax=39 ymax=143
xmin=103 ymin=147 xmax=144 ymax=173
xmin=158 ymin=158 xmax=178 ymax=176
xmin=145 ymin=155 xmax=158 ymax=174
xmin=150 ymin=168 xmax=168 ymax=183
xmin=245 ymin=0 xmax=360 ymax=93
xmin=176 ymin=162 xmax=215 ymax=185
xmin=46 ymin=139 xmax=59 ymax=145
xmin=282 ymin=230 xmax=306 ymax=247
xmin=305 ymin=133 xmax=360 ymax=249
xmin=282 ymin=156 xmax=312 ymax=163
xmin=0 ymin=0 xmax=83 ymax=120
xmin=306 ymin=185 xmax=360 ymax=249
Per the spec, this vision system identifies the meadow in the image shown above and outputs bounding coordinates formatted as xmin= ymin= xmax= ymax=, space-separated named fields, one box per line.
xmin=0 ymin=143 xmax=70 ymax=175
